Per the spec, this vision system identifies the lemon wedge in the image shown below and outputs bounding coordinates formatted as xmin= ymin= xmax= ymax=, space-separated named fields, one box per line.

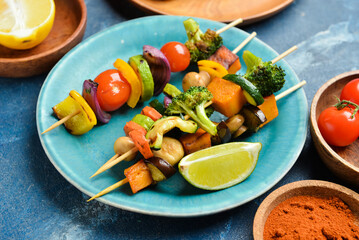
xmin=0 ymin=0 xmax=55 ymax=50
xmin=179 ymin=142 xmax=262 ymax=190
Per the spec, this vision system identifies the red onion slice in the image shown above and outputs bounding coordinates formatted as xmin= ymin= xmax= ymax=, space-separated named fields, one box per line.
xmin=143 ymin=45 xmax=171 ymax=96
xmin=82 ymin=80 xmax=111 ymax=124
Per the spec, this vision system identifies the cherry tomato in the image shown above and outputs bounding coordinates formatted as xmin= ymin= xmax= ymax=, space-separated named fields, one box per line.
xmin=94 ymin=69 xmax=131 ymax=112
xmin=340 ymin=78 xmax=359 ymax=105
xmin=161 ymin=42 xmax=190 ymax=72
xmin=317 ymin=106 xmax=359 ymax=147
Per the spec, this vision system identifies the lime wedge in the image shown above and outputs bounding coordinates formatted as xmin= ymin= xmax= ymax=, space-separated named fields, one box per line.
xmin=179 ymin=142 xmax=262 ymax=190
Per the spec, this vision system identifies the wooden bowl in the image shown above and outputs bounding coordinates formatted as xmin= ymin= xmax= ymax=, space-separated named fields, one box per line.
xmin=253 ymin=180 xmax=359 ymax=239
xmin=0 ymin=0 xmax=87 ymax=78
xmin=310 ymin=70 xmax=359 ymax=185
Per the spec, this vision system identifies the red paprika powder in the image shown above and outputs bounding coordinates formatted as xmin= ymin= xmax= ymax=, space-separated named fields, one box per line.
xmin=263 ymin=195 xmax=359 ymax=239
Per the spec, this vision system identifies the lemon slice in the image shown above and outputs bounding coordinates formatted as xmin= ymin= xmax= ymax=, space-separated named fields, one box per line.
xmin=179 ymin=142 xmax=262 ymax=190
xmin=0 ymin=0 xmax=55 ymax=50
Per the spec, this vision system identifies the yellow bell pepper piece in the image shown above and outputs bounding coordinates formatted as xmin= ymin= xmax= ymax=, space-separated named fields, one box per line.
xmin=114 ymin=58 xmax=142 ymax=108
xmin=52 ymin=90 xmax=97 ymax=135
xmin=198 ymin=60 xmax=228 ymax=80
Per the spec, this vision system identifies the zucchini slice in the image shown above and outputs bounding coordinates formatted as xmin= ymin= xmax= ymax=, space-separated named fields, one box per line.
xmin=223 ymin=74 xmax=264 ymax=106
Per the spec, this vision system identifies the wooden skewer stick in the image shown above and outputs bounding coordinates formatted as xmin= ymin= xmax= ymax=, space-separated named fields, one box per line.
xmin=89 ymin=153 xmax=119 ymax=178
xmin=232 ymin=32 xmax=257 ymax=54
xmin=87 ymin=178 xmax=129 ymax=202
xmin=216 ymin=18 xmax=243 ymax=35
xmin=271 ymin=46 xmax=298 ymax=64
xmin=90 ymin=147 xmax=138 ymax=178
xmin=41 ymin=110 xmax=81 ymax=134
xmin=275 ymin=80 xmax=307 ymax=101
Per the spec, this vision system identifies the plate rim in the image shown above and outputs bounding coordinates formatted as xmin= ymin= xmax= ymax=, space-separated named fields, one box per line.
xmin=36 ymin=15 xmax=308 ymax=217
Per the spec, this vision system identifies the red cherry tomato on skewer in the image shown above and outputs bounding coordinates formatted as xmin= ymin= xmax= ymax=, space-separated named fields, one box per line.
xmin=95 ymin=69 xmax=131 ymax=112
xmin=161 ymin=41 xmax=190 ymax=72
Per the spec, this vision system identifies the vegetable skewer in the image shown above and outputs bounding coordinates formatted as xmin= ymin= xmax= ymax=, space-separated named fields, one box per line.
xmin=42 ymin=18 xmax=245 ymax=135
xmin=91 ymin=47 xmax=297 ymax=178
xmin=87 ymin=80 xmax=306 ymax=202
xmin=90 ymin=101 xmax=213 ymax=178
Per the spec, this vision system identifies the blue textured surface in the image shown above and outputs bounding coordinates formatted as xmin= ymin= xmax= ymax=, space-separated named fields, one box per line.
xmin=1 ymin=0 xmax=359 ymax=239
xmin=36 ymin=16 xmax=307 ymax=217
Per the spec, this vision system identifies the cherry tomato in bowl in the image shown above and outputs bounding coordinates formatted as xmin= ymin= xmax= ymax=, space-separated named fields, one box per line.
xmin=95 ymin=69 xmax=131 ymax=112
xmin=340 ymin=78 xmax=359 ymax=105
xmin=161 ymin=41 xmax=190 ymax=72
xmin=318 ymin=105 xmax=359 ymax=147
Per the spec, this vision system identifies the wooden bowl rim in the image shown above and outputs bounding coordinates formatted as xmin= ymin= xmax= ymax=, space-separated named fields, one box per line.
xmin=253 ymin=180 xmax=359 ymax=239
xmin=310 ymin=70 xmax=359 ymax=173
xmin=0 ymin=0 xmax=87 ymax=64
xmin=129 ymin=0 xmax=294 ymax=24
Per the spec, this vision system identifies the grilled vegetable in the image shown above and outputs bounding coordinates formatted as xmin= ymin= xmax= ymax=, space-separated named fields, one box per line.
xmin=146 ymin=116 xmax=198 ymax=149
xmin=113 ymin=137 xmax=137 ymax=161
xmin=183 ymin=18 xmax=223 ymax=62
xmin=208 ymin=45 xmax=239 ymax=70
xmin=223 ymin=74 xmax=264 ymax=106
xmin=144 ymin=156 xmax=176 ymax=182
xmin=179 ymin=128 xmax=212 ymax=155
xmin=143 ymin=45 xmax=171 ymax=95
xmin=152 ymin=137 xmax=185 ymax=166
xmin=124 ymin=159 xmax=153 ymax=194
xmin=82 ymin=80 xmax=111 ymax=124
xmin=129 ymin=55 xmax=154 ymax=101
xmin=207 ymin=77 xmax=247 ymax=117
xmin=240 ymin=105 xmax=267 ymax=132
xmin=113 ymin=58 xmax=142 ymax=108
xmin=52 ymin=90 xmax=97 ymax=135
xmin=131 ymin=114 xmax=154 ymax=131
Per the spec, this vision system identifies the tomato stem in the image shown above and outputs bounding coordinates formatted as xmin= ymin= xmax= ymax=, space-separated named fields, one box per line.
xmin=334 ymin=97 xmax=359 ymax=119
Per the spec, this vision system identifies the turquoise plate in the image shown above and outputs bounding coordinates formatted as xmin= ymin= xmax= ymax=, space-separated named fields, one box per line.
xmin=37 ymin=16 xmax=307 ymax=217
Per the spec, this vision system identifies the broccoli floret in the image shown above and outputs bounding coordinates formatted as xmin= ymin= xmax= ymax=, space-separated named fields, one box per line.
xmin=165 ymin=86 xmax=217 ymax=136
xmin=243 ymin=50 xmax=286 ymax=97
xmin=183 ymin=18 xmax=223 ymax=63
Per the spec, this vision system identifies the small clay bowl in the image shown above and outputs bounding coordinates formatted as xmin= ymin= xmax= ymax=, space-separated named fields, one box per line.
xmin=253 ymin=180 xmax=359 ymax=239
xmin=0 ymin=0 xmax=87 ymax=78
xmin=310 ymin=70 xmax=359 ymax=185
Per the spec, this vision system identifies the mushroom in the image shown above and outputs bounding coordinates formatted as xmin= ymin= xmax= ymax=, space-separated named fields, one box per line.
xmin=182 ymin=71 xmax=211 ymax=92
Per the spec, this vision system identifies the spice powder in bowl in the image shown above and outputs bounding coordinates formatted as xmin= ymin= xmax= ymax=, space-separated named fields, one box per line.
xmin=263 ymin=195 xmax=359 ymax=239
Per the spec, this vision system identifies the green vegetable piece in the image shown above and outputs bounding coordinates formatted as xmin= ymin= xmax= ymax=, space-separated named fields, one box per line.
xmin=146 ymin=116 xmax=198 ymax=149
xmin=223 ymin=74 xmax=264 ymax=106
xmin=242 ymin=50 xmax=286 ymax=97
xmin=183 ymin=18 xmax=223 ymax=63
xmin=131 ymin=114 xmax=154 ymax=131
xmin=149 ymin=99 xmax=166 ymax=115
xmin=129 ymin=55 xmax=154 ymax=101
xmin=163 ymin=83 xmax=182 ymax=98
xmin=165 ymin=86 xmax=217 ymax=136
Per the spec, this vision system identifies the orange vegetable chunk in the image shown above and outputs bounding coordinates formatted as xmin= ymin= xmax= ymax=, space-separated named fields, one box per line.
xmin=179 ymin=128 xmax=212 ymax=155
xmin=258 ymin=94 xmax=278 ymax=127
xmin=141 ymin=106 xmax=162 ymax=121
xmin=124 ymin=121 xmax=147 ymax=137
xmin=129 ymin=129 xmax=153 ymax=159
xmin=228 ymin=59 xmax=241 ymax=74
xmin=124 ymin=160 xmax=153 ymax=194
xmin=207 ymin=77 xmax=247 ymax=117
